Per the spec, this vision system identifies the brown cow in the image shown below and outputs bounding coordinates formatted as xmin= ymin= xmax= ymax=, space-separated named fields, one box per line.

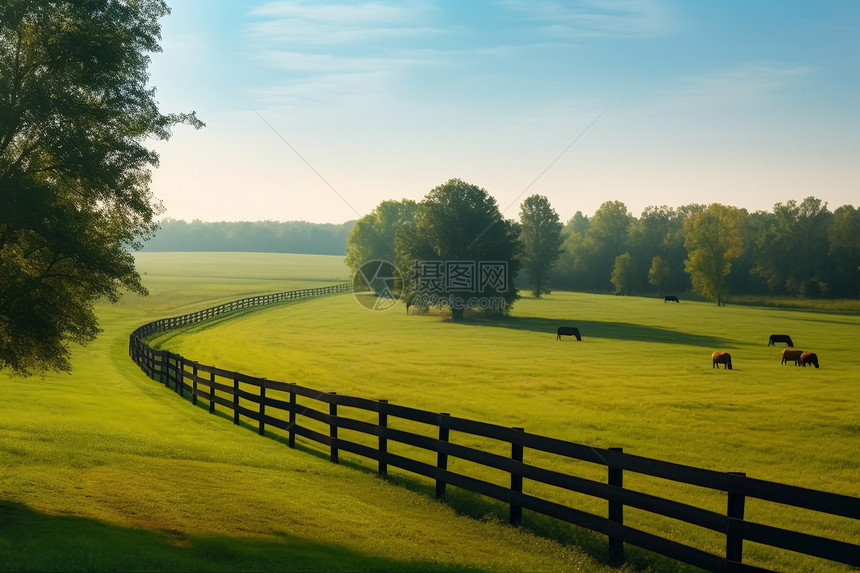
xmin=781 ymin=348 xmax=804 ymax=366
xmin=712 ymin=351 xmax=732 ymax=369
xmin=800 ymin=352 xmax=819 ymax=368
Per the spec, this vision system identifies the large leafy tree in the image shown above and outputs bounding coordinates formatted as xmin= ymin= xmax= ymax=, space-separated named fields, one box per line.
xmin=751 ymin=197 xmax=832 ymax=297
xmin=396 ymin=179 xmax=520 ymax=320
xmin=0 ymin=0 xmax=202 ymax=375
xmin=683 ymin=204 xmax=746 ymax=306
xmin=610 ymin=252 xmax=640 ymax=294
xmin=345 ymin=199 xmax=416 ymax=272
xmin=629 ymin=205 xmax=690 ymax=293
xmin=518 ymin=194 xmax=563 ymax=297
xmin=828 ymin=205 xmax=860 ymax=299
xmin=583 ymin=200 xmax=633 ymax=290
xmin=647 ymin=255 xmax=672 ymax=292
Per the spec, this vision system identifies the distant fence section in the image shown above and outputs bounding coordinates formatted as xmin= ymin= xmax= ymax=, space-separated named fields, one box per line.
xmin=129 ymin=285 xmax=860 ymax=573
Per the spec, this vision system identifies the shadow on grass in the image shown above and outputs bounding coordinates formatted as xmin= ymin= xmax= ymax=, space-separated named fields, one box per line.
xmin=0 ymin=500 xmax=492 ymax=573
xmin=143 ymin=385 xmax=708 ymax=573
xmin=460 ymin=315 xmax=733 ymax=348
xmin=244 ymin=439 xmax=703 ymax=573
xmin=378 ymin=472 xmax=701 ymax=573
xmin=139 ymin=351 xmax=710 ymax=573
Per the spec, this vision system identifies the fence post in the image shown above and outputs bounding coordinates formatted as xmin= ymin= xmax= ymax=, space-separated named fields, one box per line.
xmin=258 ymin=381 xmax=266 ymax=436
xmin=608 ymin=447 xmax=624 ymax=567
xmin=177 ymin=358 xmax=184 ymax=398
xmin=173 ymin=356 xmax=180 ymax=393
xmin=378 ymin=399 xmax=388 ymax=477
xmin=208 ymin=372 xmax=215 ymax=414
xmin=233 ymin=378 xmax=240 ymax=425
xmin=288 ymin=385 xmax=297 ymax=449
xmin=726 ymin=472 xmax=747 ymax=569
xmin=191 ymin=363 xmax=198 ymax=405
xmin=329 ymin=392 xmax=339 ymax=463
xmin=436 ymin=413 xmax=450 ymax=499
xmin=511 ymin=427 xmax=524 ymax=526
xmin=160 ymin=352 xmax=168 ymax=386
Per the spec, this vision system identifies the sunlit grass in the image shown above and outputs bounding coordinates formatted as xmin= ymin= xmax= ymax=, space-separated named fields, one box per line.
xmin=154 ymin=282 xmax=860 ymax=572
xmin=1 ymin=253 xmax=621 ymax=573
xmin=730 ymin=295 xmax=860 ymax=312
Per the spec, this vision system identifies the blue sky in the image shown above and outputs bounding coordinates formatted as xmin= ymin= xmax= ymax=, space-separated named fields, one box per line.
xmin=147 ymin=1 xmax=859 ymax=224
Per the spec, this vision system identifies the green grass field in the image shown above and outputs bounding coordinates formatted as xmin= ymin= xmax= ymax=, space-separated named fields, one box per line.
xmin=2 ymin=252 xmax=858 ymax=572
xmin=145 ymin=257 xmax=859 ymax=572
xmin=0 ymin=253 xmax=626 ymax=573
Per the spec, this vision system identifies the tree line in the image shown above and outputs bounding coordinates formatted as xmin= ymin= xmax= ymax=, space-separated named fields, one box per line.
xmin=348 ymin=187 xmax=859 ymax=314
xmin=553 ymin=197 xmax=859 ymax=302
xmin=140 ymin=218 xmax=357 ymax=255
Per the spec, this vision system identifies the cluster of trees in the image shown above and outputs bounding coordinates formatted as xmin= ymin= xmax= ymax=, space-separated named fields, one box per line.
xmin=348 ymin=188 xmax=859 ymax=317
xmin=347 ymin=179 xmax=564 ymax=319
xmin=554 ymin=197 xmax=859 ymax=302
xmin=142 ymin=219 xmax=356 ymax=255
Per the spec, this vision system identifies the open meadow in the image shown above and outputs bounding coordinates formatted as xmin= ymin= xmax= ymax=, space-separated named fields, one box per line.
xmin=143 ymin=255 xmax=859 ymax=572
xmin=2 ymin=252 xmax=858 ymax=572
xmin=1 ymin=253 xmax=628 ymax=573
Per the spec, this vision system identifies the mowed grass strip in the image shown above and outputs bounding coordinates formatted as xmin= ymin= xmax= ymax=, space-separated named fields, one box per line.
xmin=155 ymin=285 xmax=860 ymax=572
xmin=1 ymin=253 xmax=620 ymax=573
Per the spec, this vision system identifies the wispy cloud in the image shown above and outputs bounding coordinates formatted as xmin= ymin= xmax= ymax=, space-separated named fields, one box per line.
xmin=501 ymin=0 xmax=675 ymax=38
xmin=244 ymin=1 xmax=448 ymax=109
xmin=247 ymin=0 xmax=440 ymax=45
xmin=250 ymin=71 xmax=390 ymax=109
xmin=664 ymin=63 xmax=814 ymax=108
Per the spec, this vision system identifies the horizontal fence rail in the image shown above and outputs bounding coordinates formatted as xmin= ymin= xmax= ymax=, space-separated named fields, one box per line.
xmin=129 ymin=284 xmax=860 ymax=573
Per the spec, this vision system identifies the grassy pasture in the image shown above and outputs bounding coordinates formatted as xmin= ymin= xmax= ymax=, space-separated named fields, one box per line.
xmin=150 ymin=275 xmax=860 ymax=572
xmin=1 ymin=253 xmax=624 ymax=573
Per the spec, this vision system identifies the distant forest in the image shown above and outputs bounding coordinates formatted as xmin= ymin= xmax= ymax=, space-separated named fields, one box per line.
xmin=143 ymin=195 xmax=859 ymax=301
xmin=548 ymin=197 xmax=859 ymax=300
xmin=141 ymin=218 xmax=356 ymax=255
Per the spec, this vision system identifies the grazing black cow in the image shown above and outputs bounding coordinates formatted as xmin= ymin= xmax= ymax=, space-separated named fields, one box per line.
xmin=556 ymin=326 xmax=581 ymax=341
xmin=800 ymin=352 xmax=819 ymax=368
xmin=664 ymin=295 xmax=679 ymax=303
xmin=712 ymin=351 xmax=732 ymax=370
xmin=768 ymin=334 xmax=794 ymax=347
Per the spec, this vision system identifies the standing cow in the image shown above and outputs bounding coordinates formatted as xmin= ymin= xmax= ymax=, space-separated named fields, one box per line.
xmin=712 ymin=351 xmax=732 ymax=369
xmin=556 ymin=326 xmax=582 ymax=341
xmin=768 ymin=334 xmax=794 ymax=347
xmin=781 ymin=348 xmax=804 ymax=366
xmin=800 ymin=352 xmax=819 ymax=368
xmin=664 ymin=295 xmax=680 ymax=303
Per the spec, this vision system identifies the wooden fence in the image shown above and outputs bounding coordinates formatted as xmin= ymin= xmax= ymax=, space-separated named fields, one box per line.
xmin=129 ymin=285 xmax=860 ymax=573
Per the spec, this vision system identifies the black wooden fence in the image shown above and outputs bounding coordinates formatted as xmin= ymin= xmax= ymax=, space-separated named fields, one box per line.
xmin=129 ymin=285 xmax=860 ymax=573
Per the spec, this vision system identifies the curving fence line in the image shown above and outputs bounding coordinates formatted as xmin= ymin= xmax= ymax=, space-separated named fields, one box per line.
xmin=129 ymin=285 xmax=860 ymax=573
